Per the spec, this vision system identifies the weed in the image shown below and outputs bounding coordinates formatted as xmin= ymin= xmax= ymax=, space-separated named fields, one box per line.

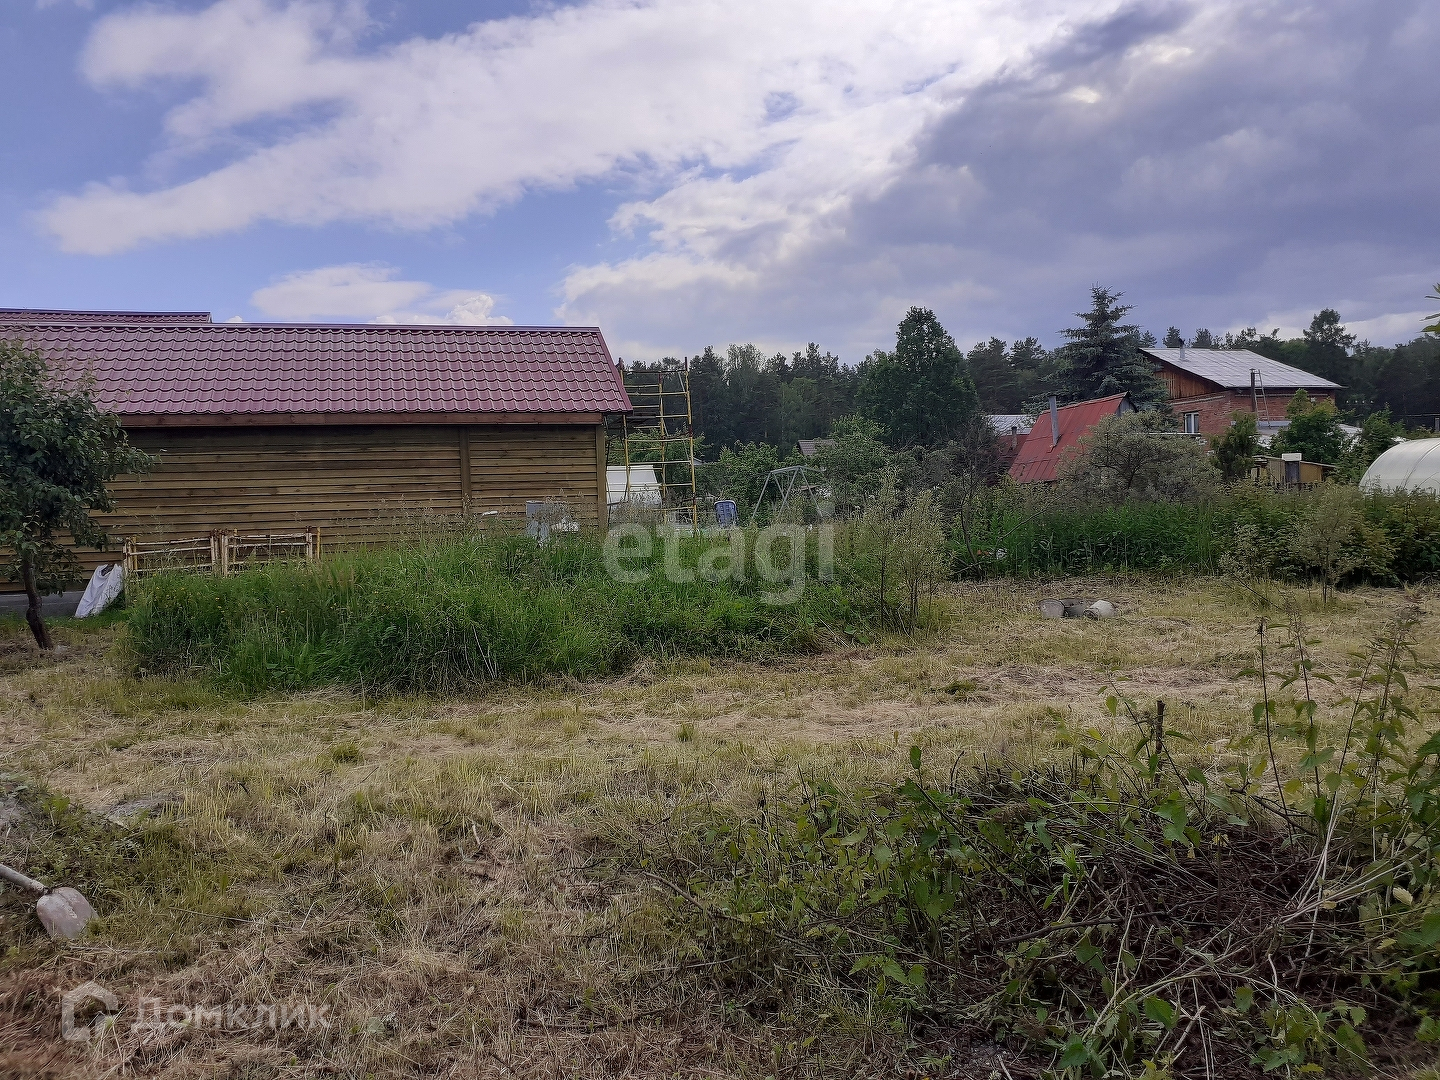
xmin=965 ymin=485 xmax=1440 ymax=585
xmin=633 ymin=599 xmax=1440 ymax=1076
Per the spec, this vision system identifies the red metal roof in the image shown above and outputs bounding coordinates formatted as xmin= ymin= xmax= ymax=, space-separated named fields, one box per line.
xmin=1007 ymin=394 xmax=1132 ymax=483
xmin=6 ymin=317 xmax=632 ymax=425
xmin=0 ymin=308 xmax=213 ymax=325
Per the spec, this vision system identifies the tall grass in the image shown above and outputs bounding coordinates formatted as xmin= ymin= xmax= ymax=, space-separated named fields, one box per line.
xmin=964 ymin=485 xmax=1440 ymax=580
xmin=126 ymin=531 xmax=869 ymax=693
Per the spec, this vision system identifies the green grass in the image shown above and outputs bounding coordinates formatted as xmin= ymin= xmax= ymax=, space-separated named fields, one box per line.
xmin=967 ymin=486 xmax=1440 ymax=580
xmin=125 ymin=531 xmax=874 ymax=694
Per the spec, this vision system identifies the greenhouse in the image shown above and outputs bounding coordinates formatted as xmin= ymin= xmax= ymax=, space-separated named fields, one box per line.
xmin=1359 ymin=437 xmax=1440 ymax=495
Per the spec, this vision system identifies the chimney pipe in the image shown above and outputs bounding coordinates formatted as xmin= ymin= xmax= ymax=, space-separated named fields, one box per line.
xmin=1049 ymin=395 xmax=1060 ymax=448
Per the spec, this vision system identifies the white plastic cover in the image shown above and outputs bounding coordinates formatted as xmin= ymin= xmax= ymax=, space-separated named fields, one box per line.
xmin=1358 ymin=439 xmax=1440 ymax=495
xmin=75 ymin=563 xmax=124 ymax=618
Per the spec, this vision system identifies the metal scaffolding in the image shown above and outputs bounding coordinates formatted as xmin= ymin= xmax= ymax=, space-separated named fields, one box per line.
xmin=619 ymin=361 xmax=699 ymax=526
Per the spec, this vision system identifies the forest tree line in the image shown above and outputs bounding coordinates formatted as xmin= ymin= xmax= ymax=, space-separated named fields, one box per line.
xmin=622 ymin=287 xmax=1440 ymax=457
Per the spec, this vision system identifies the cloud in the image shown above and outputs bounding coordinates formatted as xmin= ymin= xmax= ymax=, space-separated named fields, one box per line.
xmin=44 ymin=0 xmax=1112 ymax=255
xmin=560 ymin=0 xmax=1440 ymax=357
xmin=37 ymin=0 xmax=94 ymax=9
xmin=250 ymin=264 xmax=511 ymax=324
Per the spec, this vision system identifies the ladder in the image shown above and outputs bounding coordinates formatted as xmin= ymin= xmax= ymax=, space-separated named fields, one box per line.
xmin=1250 ymin=369 xmax=1270 ymax=425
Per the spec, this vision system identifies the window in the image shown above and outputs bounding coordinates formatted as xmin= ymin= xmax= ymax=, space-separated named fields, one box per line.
xmin=1183 ymin=411 xmax=1200 ymax=435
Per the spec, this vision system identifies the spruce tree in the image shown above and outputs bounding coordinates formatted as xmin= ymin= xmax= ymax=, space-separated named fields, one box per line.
xmin=1056 ymin=287 xmax=1166 ymax=407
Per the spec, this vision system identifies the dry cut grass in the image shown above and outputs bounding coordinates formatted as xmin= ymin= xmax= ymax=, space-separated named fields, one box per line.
xmin=0 ymin=577 xmax=1436 ymax=1078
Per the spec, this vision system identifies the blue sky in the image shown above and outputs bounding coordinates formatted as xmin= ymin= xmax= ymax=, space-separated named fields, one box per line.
xmin=3 ymin=0 xmax=1436 ymax=363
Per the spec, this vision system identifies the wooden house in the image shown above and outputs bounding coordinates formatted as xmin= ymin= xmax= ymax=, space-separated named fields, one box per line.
xmin=1 ymin=310 xmax=632 ymax=586
xmin=1140 ymin=347 xmax=1340 ymax=438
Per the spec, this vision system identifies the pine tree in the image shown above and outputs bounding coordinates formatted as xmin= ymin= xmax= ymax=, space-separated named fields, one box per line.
xmin=1301 ymin=309 xmax=1356 ymax=384
xmin=966 ymin=337 xmax=1018 ymax=412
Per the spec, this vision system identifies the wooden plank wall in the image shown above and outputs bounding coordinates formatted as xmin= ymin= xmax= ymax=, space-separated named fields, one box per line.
xmin=465 ymin=426 xmax=603 ymax=523
xmin=1157 ymin=362 xmax=1217 ymax=399
xmin=1 ymin=423 xmax=604 ymax=592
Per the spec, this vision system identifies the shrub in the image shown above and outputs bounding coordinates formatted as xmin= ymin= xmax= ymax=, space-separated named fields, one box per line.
xmin=1271 ymin=390 xmax=1348 ymax=466
xmin=1209 ymin=411 xmax=1260 ymax=483
xmin=1058 ymin=411 xmax=1220 ymax=503
xmin=964 ymin=484 xmax=1440 ymax=585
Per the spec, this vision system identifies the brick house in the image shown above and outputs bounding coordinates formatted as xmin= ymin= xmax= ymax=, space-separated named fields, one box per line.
xmin=1140 ymin=348 xmax=1340 ymax=438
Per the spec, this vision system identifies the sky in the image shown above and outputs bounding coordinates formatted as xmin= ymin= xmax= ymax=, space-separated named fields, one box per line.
xmin=2 ymin=0 xmax=1436 ymax=364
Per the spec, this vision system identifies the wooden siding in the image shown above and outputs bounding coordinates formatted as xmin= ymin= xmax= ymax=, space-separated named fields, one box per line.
xmin=464 ymin=426 xmax=603 ymax=521
xmin=2 ymin=423 xmax=604 ymax=592
xmin=1157 ymin=361 xmax=1219 ymax=399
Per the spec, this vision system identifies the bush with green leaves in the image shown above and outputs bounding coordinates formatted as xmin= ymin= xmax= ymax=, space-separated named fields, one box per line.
xmin=1058 ymin=411 xmax=1220 ymax=504
xmin=0 ymin=339 xmax=151 ymax=648
xmin=1209 ymin=411 xmax=1260 ymax=483
xmin=1271 ymin=390 xmax=1349 ymax=466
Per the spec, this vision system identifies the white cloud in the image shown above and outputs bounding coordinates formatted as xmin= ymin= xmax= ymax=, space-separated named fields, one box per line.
xmin=1345 ymin=311 xmax=1433 ymax=345
xmin=44 ymin=0 xmax=1114 ymax=256
xmin=561 ymin=0 xmax=1440 ymax=357
xmin=37 ymin=0 xmax=94 ymax=9
xmin=250 ymin=264 xmax=511 ymax=324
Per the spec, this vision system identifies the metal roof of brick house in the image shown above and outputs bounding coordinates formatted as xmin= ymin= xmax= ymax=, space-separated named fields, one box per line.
xmin=3 ymin=314 xmax=632 ymax=425
xmin=1141 ymin=348 xmax=1341 ymax=391
xmin=1008 ymin=393 xmax=1133 ymax=484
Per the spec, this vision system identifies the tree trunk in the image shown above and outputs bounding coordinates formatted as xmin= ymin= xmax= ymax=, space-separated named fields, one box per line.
xmin=20 ymin=554 xmax=53 ymax=651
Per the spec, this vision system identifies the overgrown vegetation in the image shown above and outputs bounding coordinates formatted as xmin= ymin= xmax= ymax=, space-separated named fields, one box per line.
xmin=637 ymin=602 xmax=1440 ymax=1077
xmin=4 ymin=578 xmax=1436 ymax=1077
xmin=125 ymin=525 xmax=951 ymax=694
xmin=963 ymin=485 xmax=1440 ymax=586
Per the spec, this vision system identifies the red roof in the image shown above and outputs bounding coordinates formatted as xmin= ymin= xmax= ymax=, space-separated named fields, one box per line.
xmin=4 ymin=316 xmax=632 ymax=426
xmin=0 ymin=308 xmax=213 ymax=325
xmin=1008 ymin=393 xmax=1132 ymax=483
